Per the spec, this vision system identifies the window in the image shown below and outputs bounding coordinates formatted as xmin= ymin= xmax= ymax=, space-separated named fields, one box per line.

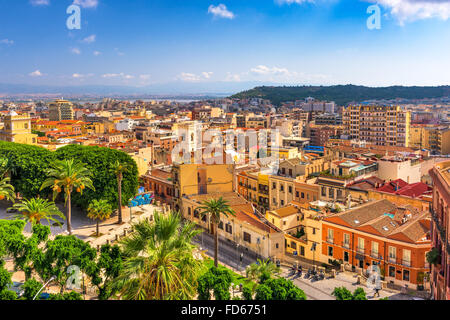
xmin=194 ymin=210 xmax=199 ymax=218
xmin=300 ymin=246 xmax=305 ymax=256
xmin=343 ymin=233 xmax=350 ymax=247
xmin=403 ymin=249 xmax=411 ymax=266
xmin=389 ymin=246 xmax=396 ymax=261
xmin=291 ymin=241 xmax=297 ymax=250
xmin=289 ymin=169 xmax=293 ymax=177
xmin=243 ymin=232 xmax=251 ymax=243
xmin=296 ymin=191 xmax=299 ymax=198
xmin=312 ymin=228 xmax=316 ymax=235
xmin=281 ymin=168 xmax=286 ymax=175
xmin=358 ymin=238 xmax=365 ymax=251
xmin=301 ymin=192 xmax=305 ymax=199
xmin=276 ymin=243 xmax=279 ymax=249
xmin=403 ymin=270 xmax=410 ymax=281
xmin=344 ymin=251 xmax=349 ymax=262
xmin=321 ymin=187 xmax=327 ymax=197
xmin=188 ymin=207 xmax=191 ymax=216
xmin=225 ymin=224 xmax=232 ymax=234
xmin=288 ymin=186 xmax=292 ymax=193
xmin=273 ymin=183 xmax=276 ymax=189
xmin=328 ymin=246 xmax=334 ymax=257
xmin=327 ymin=229 xmax=334 ymax=242
xmin=218 ymin=221 xmax=224 ymax=230
xmin=281 ymin=200 xmax=284 ymax=206
xmin=329 ymin=188 xmax=334 ymax=198
xmin=280 ymin=185 xmax=284 ymax=192
xmin=372 ymin=242 xmax=379 ymax=255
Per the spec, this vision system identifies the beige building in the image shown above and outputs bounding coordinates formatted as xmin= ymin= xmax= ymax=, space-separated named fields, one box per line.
xmin=343 ymin=105 xmax=410 ymax=147
xmin=48 ymin=99 xmax=74 ymax=121
xmin=268 ymin=175 xmax=295 ymax=210
xmin=0 ymin=111 xmax=37 ymax=145
xmin=377 ymin=156 xmax=421 ymax=184
xmin=181 ymin=192 xmax=285 ymax=260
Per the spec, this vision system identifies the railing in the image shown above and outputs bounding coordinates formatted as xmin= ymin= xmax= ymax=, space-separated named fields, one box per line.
xmin=388 ymin=256 xmax=397 ymax=264
xmin=326 ymin=238 xmax=334 ymax=244
xmin=357 ymin=247 xmax=365 ymax=254
xmin=342 ymin=242 xmax=350 ymax=249
xmin=371 ymin=250 xmax=381 ymax=259
xmin=402 ymin=259 xmax=411 ymax=267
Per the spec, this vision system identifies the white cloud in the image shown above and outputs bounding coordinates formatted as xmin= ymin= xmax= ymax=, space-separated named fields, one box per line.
xmin=101 ymin=73 xmax=134 ymax=80
xmin=176 ymin=72 xmax=214 ymax=82
xmin=139 ymin=74 xmax=151 ymax=80
xmin=30 ymin=0 xmax=50 ymax=6
xmin=368 ymin=0 xmax=450 ymax=24
xmin=93 ymin=51 xmax=101 ymax=56
xmin=202 ymin=72 xmax=213 ymax=79
xmin=72 ymin=73 xmax=94 ymax=79
xmin=208 ymin=4 xmax=235 ymax=19
xmin=176 ymin=72 xmax=201 ymax=82
xmin=0 ymin=39 xmax=14 ymax=45
xmin=29 ymin=70 xmax=43 ymax=77
xmin=73 ymin=0 xmax=99 ymax=9
xmin=82 ymin=34 xmax=96 ymax=44
xmin=275 ymin=0 xmax=315 ymax=5
xmin=71 ymin=47 xmax=81 ymax=55
xmin=250 ymin=65 xmax=290 ymax=76
xmin=225 ymin=72 xmax=242 ymax=82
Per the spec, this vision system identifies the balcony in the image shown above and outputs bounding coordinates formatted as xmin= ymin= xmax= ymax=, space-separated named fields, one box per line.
xmin=371 ymin=251 xmax=381 ymax=260
xmin=342 ymin=242 xmax=350 ymax=249
xmin=402 ymin=259 xmax=411 ymax=267
xmin=388 ymin=256 xmax=397 ymax=264
xmin=356 ymin=247 xmax=365 ymax=254
xmin=326 ymin=238 xmax=334 ymax=244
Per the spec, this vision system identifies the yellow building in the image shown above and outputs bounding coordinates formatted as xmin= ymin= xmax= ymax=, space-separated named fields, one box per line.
xmin=409 ymin=125 xmax=450 ymax=155
xmin=0 ymin=111 xmax=37 ymax=145
xmin=257 ymin=173 xmax=270 ymax=213
xmin=172 ymin=163 xmax=234 ymax=211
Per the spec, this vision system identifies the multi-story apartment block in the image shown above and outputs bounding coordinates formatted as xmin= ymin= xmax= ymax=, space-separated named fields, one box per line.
xmin=429 ymin=161 xmax=450 ymax=300
xmin=48 ymin=99 xmax=75 ymax=121
xmin=343 ymin=105 xmax=410 ymax=147
xmin=410 ymin=125 xmax=450 ymax=155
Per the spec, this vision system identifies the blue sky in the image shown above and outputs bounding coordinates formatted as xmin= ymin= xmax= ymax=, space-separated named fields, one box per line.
xmin=0 ymin=0 xmax=449 ymax=89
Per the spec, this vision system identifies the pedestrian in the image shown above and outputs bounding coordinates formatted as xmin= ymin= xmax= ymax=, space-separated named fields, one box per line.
xmin=374 ymin=286 xmax=381 ymax=297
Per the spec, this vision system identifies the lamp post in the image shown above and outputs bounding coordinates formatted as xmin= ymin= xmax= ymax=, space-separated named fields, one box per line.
xmin=33 ymin=276 xmax=56 ymax=300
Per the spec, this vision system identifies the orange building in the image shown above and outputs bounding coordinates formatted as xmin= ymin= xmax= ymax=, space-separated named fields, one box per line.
xmin=322 ymin=199 xmax=431 ymax=289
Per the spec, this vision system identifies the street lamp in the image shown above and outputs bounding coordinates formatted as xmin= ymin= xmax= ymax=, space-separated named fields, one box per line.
xmin=33 ymin=276 xmax=56 ymax=300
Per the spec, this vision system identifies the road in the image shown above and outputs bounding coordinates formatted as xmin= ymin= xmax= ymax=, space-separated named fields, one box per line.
xmin=193 ymin=231 xmax=258 ymax=272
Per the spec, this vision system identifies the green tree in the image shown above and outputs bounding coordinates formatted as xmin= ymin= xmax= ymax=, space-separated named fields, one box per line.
xmin=9 ymin=198 xmax=64 ymax=226
xmin=0 ymin=260 xmax=17 ymax=300
xmin=110 ymin=160 xmax=130 ymax=225
xmin=332 ymin=286 xmax=354 ymax=300
xmin=111 ymin=212 xmax=204 ymax=300
xmin=0 ymin=176 xmax=15 ymax=203
xmin=87 ymin=199 xmax=113 ymax=237
xmin=92 ymin=244 xmax=123 ymax=300
xmin=353 ymin=287 xmax=368 ymax=300
xmin=21 ymin=278 xmax=43 ymax=300
xmin=255 ymin=284 xmax=272 ymax=300
xmin=40 ymin=158 xmax=95 ymax=235
xmin=263 ymin=278 xmax=306 ymax=300
xmin=198 ymin=197 xmax=235 ymax=268
xmin=246 ymin=259 xmax=280 ymax=284
xmin=55 ymin=145 xmax=138 ymax=210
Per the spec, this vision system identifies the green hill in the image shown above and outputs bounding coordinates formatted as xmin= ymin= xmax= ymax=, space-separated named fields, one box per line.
xmin=230 ymin=85 xmax=450 ymax=106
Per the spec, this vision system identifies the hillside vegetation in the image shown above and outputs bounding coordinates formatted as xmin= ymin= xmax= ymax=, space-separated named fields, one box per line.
xmin=231 ymin=85 xmax=450 ymax=106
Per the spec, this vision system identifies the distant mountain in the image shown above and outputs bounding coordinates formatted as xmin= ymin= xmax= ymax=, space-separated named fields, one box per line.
xmin=230 ymin=85 xmax=450 ymax=106
xmin=0 ymin=81 xmax=278 ymax=97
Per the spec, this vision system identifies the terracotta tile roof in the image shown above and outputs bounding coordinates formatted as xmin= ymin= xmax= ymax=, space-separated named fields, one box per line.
xmin=271 ymin=205 xmax=301 ymax=218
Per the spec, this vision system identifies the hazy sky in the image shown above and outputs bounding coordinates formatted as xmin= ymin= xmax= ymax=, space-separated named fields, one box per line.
xmin=0 ymin=0 xmax=449 ymax=88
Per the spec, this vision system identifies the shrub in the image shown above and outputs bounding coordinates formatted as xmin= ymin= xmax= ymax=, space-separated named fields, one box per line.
xmin=255 ymin=284 xmax=272 ymax=300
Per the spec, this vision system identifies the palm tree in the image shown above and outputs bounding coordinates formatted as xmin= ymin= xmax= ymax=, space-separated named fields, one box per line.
xmin=246 ymin=258 xmax=281 ymax=283
xmin=40 ymin=159 xmax=95 ymax=235
xmin=87 ymin=199 xmax=113 ymax=237
xmin=9 ymin=198 xmax=65 ymax=226
xmin=111 ymin=211 xmax=204 ymax=300
xmin=198 ymin=197 xmax=235 ymax=268
xmin=0 ymin=176 xmax=15 ymax=203
xmin=110 ymin=160 xmax=129 ymax=225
